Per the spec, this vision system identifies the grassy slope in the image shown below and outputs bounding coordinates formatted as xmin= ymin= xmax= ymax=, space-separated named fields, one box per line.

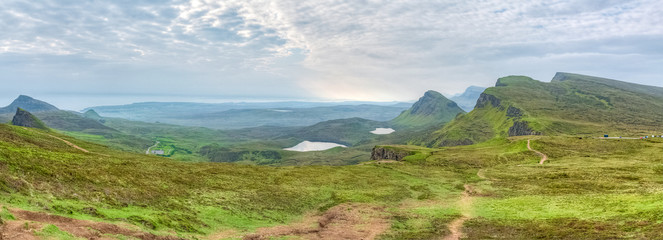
xmin=1 ymin=123 xmax=661 ymax=238
xmin=422 ymin=74 xmax=663 ymax=147
xmin=0 ymin=123 xmax=469 ymax=238
xmin=380 ymin=136 xmax=663 ymax=239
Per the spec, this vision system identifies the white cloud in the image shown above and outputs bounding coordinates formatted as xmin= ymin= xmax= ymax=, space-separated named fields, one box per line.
xmin=0 ymin=0 xmax=661 ymax=105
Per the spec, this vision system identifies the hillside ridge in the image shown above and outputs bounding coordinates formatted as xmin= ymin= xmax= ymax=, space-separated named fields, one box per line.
xmin=391 ymin=90 xmax=465 ymax=128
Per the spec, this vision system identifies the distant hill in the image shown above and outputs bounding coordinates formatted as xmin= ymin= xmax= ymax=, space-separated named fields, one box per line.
xmin=0 ymin=95 xmax=117 ymax=134
xmin=12 ymin=108 xmax=49 ymax=130
xmin=0 ymin=95 xmax=58 ymax=114
xmin=33 ymin=110 xmax=117 ymax=133
xmin=83 ymin=109 xmax=106 ymax=123
xmin=419 ymin=73 xmax=663 ymax=147
xmin=450 ymin=86 xmax=486 ymax=112
xmin=83 ymin=101 xmax=411 ymax=126
xmin=126 ymin=104 xmax=409 ymax=129
xmin=391 ymin=90 xmax=465 ymax=128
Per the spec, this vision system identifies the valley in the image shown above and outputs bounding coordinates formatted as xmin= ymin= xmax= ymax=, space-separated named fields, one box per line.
xmin=0 ymin=73 xmax=662 ymax=239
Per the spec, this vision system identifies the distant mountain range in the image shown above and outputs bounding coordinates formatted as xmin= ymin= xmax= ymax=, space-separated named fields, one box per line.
xmin=0 ymin=95 xmax=117 ymax=134
xmin=86 ymin=101 xmax=413 ymax=129
xmin=450 ymin=86 xmax=486 ymax=112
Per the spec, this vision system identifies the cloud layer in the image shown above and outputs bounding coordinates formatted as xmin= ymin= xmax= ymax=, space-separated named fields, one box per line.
xmin=1 ymin=0 xmax=661 ymax=106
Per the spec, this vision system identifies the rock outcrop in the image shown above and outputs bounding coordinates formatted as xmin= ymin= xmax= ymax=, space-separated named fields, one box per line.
xmin=506 ymin=106 xmax=523 ymax=118
xmin=12 ymin=108 xmax=49 ymax=130
xmin=508 ymin=121 xmax=540 ymax=136
xmin=370 ymin=147 xmax=411 ymax=161
xmin=474 ymin=93 xmax=502 ymax=109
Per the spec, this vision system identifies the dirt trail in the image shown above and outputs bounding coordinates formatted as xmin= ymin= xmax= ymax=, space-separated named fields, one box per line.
xmin=443 ymin=184 xmax=475 ymax=240
xmin=1 ymin=207 xmax=182 ymax=240
xmin=20 ymin=127 xmax=111 ymax=157
xmin=527 ymin=139 xmax=548 ymax=164
xmin=46 ymin=134 xmax=90 ymax=153
xmin=240 ymin=203 xmax=390 ymax=240
xmin=21 ymin=127 xmax=89 ymax=153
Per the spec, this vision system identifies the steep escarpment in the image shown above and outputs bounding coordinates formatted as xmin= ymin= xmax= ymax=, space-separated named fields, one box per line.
xmin=417 ymin=73 xmax=663 ymax=147
xmin=418 ymin=89 xmax=527 ymax=147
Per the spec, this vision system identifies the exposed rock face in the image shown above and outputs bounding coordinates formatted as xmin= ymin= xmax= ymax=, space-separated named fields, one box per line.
xmin=506 ymin=106 xmax=523 ymax=118
xmin=0 ymin=95 xmax=58 ymax=114
xmin=12 ymin=108 xmax=49 ymax=130
xmin=370 ymin=147 xmax=411 ymax=161
xmin=508 ymin=121 xmax=540 ymax=136
xmin=474 ymin=93 xmax=502 ymax=109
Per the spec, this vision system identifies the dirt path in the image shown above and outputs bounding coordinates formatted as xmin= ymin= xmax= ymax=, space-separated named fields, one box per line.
xmin=443 ymin=184 xmax=475 ymax=240
xmin=239 ymin=203 xmax=390 ymax=240
xmin=527 ymin=139 xmax=548 ymax=164
xmin=46 ymin=134 xmax=90 ymax=153
xmin=1 ymin=207 xmax=181 ymax=240
xmin=21 ymin=127 xmax=89 ymax=153
xmin=146 ymin=141 xmax=160 ymax=154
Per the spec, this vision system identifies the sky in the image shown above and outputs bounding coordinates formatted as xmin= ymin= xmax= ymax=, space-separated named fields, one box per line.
xmin=1 ymin=0 xmax=662 ymax=110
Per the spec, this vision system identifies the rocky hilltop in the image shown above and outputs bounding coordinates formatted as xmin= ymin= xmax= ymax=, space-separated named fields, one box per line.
xmin=12 ymin=108 xmax=49 ymax=130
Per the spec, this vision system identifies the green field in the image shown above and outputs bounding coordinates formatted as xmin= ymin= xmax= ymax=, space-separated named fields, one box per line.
xmin=1 ymin=123 xmax=661 ymax=239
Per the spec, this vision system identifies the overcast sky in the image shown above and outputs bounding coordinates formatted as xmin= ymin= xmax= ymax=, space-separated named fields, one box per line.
xmin=1 ymin=0 xmax=662 ymax=110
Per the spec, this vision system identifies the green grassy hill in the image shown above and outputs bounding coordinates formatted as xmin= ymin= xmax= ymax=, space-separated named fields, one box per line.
xmin=0 ymin=123 xmax=471 ymax=238
xmin=420 ymin=73 xmax=663 ymax=147
xmin=391 ymin=90 xmax=465 ymax=128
